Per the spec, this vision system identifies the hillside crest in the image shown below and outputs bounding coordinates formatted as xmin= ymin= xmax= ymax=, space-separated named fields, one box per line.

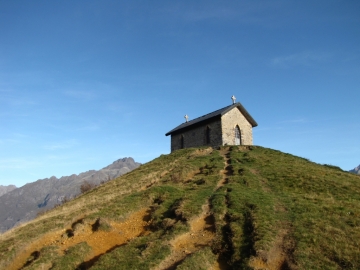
xmin=0 ymin=157 xmax=140 ymax=233
xmin=1 ymin=146 xmax=359 ymax=270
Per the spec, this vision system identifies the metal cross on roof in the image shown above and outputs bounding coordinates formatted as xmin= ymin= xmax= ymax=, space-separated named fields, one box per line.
xmin=184 ymin=114 xmax=189 ymax=122
xmin=231 ymin=95 xmax=236 ymax=104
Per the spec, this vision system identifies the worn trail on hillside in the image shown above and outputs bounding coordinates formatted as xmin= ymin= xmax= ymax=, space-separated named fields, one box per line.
xmin=212 ymin=148 xmax=233 ymax=270
xmin=154 ymin=203 xmax=216 ymax=270
xmin=219 ymin=146 xmax=296 ymax=270
xmin=216 ymin=148 xmax=231 ymax=190
xmin=7 ymin=208 xmax=153 ymax=270
xmin=153 ymin=148 xmax=231 ymax=270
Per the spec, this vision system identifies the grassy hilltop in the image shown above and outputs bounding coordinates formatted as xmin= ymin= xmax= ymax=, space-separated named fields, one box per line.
xmin=1 ymin=146 xmax=360 ymax=270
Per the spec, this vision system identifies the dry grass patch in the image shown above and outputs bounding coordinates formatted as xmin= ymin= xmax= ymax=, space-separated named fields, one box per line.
xmin=5 ymin=208 xmax=153 ymax=270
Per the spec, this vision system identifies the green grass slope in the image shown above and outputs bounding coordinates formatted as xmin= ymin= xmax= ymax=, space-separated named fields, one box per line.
xmin=1 ymin=146 xmax=360 ymax=270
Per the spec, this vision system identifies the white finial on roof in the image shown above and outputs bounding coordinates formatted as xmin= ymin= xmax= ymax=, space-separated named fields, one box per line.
xmin=184 ymin=114 xmax=189 ymax=123
xmin=231 ymin=95 xmax=236 ymax=104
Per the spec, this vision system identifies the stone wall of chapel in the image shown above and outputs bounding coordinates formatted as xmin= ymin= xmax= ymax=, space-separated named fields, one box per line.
xmin=221 ymin=107 xmax=253 ymax=145
xmin=170 ymin=119 xmax=222 ymax=152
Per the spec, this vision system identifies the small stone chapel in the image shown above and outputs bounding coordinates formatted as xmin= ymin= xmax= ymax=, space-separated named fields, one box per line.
xmin=165 ymin=96 xmax=258 ymax=152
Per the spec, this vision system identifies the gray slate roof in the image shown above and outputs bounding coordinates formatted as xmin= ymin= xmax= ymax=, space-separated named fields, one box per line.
xmin=165 ymin=102 xmax=257 ymax=136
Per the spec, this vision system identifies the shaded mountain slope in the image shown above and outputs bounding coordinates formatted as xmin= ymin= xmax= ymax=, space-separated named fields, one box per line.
xmin=0 ymin=185 xmax=17 ymax=198
xmin=1 ymin=146 xmax=360 ymax=270
xmin=0 ymin=158 xmax=140 ymax=233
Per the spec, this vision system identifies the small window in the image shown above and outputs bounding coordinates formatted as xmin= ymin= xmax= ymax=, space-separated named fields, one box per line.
xmin=206 ymin=126 xmax=211 ymax=144
xmin=235 ymin=126 xmax=241 ymax=145
xmin=180 ymin=135 xmax=184 ymax=149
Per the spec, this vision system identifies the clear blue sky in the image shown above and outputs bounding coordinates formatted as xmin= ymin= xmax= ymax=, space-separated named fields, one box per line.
xmin=1 ymin=1 xmax=359 ymax=187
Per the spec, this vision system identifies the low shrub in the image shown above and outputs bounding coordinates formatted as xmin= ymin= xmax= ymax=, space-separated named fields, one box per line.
xmin=80 ymin=181 xmax=96 ymax=194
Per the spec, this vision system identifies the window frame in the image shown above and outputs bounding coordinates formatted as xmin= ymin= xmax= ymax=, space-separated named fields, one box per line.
xmin=235 ymin=125 xmax=241 ymax=145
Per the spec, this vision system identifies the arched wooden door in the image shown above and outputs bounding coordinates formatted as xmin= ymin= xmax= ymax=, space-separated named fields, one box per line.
xmin=235 ymin=126 xmax=241 ymax=145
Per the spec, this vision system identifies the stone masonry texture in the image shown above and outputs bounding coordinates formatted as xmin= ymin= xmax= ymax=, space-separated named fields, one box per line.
xmin=221 ymin=107 xmax=253 ymax=145
xmin=170 ymin=107 xmax=253 ymax=152
xmin=171 ymin=119 xmax=222 ymax=152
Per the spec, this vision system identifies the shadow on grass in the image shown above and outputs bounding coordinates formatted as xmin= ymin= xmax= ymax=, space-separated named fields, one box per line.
xmin=77 ymin=243 xmax=127 ymax=270
xmin=21 ymin=250 xmax=40 ymax=268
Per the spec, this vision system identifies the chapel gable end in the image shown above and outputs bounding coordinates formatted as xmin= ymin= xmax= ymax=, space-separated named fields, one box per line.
xmin=165 ymin=96 xmax=257 ymax=152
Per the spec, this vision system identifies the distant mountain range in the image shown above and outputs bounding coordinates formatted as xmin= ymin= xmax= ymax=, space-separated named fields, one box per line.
xmin=0 ymin=158 xmax=140 ymax=233
xmin=0 ymin=185 xmax=17 ymax=197
xmin=350 ymin=164 xmax=360 ymax=175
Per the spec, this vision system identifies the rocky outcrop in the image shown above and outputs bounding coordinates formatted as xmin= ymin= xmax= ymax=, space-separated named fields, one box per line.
xmin=0 ymin=158 xmax=140 ymax=233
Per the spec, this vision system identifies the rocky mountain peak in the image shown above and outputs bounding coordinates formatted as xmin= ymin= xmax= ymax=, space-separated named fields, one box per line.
xmin=350 ymin=165 xmax=360 ymax=175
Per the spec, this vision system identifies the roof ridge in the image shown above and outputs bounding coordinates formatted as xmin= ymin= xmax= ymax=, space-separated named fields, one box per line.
xmin=186 ymin=104 xmax=233 ymax=123
xmin=165 ymin=102 xmax=257 ymax=136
